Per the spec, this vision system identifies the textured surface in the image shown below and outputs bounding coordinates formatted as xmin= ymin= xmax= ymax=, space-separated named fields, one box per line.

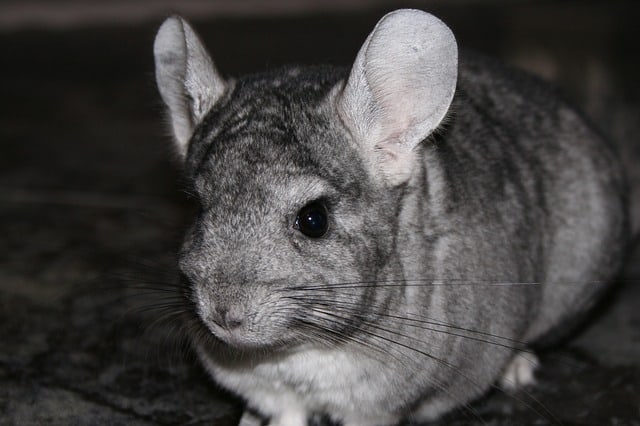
xmin=1 ymin=4 xmax=639 ymax=425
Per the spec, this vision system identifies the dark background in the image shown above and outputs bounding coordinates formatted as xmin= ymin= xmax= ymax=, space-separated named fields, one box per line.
xmin=1 ymin=1 xmax=639 ymax=424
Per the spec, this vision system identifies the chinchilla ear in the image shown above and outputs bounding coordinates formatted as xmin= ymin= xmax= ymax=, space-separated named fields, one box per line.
xmin=337 ymin=9 xmax=458 ymax=185
xmin=154 ymin=16 xmax=226 ymax=158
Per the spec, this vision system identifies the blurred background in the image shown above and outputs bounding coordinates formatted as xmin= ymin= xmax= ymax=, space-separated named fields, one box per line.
xmin=1 ymin=1 xmax=639 ymax=425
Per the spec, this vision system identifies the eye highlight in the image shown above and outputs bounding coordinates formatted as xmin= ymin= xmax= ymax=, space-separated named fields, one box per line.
xmin=294 ymin=201 xmax=329 ymax=238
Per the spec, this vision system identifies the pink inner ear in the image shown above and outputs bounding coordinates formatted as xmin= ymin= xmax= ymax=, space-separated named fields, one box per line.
xmin=336 ymin=10 xmax=457 ymax=185
xmin=154 ymin=16 xmax=227 ymax=158
xmin=372 ymin=137 xmax=419 ymax=185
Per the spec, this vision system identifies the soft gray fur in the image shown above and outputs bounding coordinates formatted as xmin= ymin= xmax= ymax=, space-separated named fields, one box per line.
xmin=153 ymin=9 xmax=628 ymax=426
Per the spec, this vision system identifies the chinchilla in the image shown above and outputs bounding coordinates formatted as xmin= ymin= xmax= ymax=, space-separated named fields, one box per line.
xmin=152 ymin=9 xmax=628 ymax=426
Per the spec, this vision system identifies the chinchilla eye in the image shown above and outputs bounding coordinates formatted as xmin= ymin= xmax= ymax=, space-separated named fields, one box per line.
xmin=295 ymin=201 xmax=328 ymax=238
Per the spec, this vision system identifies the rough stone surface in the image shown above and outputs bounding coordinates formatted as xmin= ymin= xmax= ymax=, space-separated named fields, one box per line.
xmin=1 ymin=3 xmax=639 ymax=425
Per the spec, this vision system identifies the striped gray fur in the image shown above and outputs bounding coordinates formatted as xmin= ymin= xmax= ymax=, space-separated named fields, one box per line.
xmin=154 ymin=9 xmax=628 ymax=426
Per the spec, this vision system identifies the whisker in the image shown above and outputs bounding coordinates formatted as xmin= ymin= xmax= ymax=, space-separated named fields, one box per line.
xmin=280 ymin=276 xmax=639 ymax=293
xmin=118 ymin=269 xmax=588 ymax=425
xmin=287 ymin=278 xmax=549 ymax=292
xmin=287 ymin=295 xmax=527 ymax=350
xmin=304 ymin=306 xmax=487 ymax=425
xmin=285 ymin=293 xmax=583 ymax=369
xmin=308 ymin=306 xmax=560 ymax=425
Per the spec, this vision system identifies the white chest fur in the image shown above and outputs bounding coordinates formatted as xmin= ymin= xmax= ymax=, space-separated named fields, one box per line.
xmin=197 ymin=345 xmax=404 ymax=425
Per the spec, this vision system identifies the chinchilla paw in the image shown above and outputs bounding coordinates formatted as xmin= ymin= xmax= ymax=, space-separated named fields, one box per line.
xmin=239 ymin=410 xmax=265 ymax=426
xmin=499 ymin=350 xmax=539 ymax=390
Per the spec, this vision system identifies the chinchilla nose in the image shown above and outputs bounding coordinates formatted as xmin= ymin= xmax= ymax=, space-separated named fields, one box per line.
xmin=211 ymin=305 xmax=245 ymax=330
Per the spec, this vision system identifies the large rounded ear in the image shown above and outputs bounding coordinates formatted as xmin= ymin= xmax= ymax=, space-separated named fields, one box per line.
xmin=337 ymin=9 xmax=458 ymax=185
xmin=154 ymin=16 xmax=226 ymax=158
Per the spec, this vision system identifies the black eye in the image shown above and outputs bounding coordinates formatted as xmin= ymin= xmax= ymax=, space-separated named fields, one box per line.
xmin=295 ymin=201 xmax=329 ymax=238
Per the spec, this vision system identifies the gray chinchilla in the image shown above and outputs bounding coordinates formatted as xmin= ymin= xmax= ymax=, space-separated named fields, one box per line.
xmin=153 ymin=9 xmax=628 ymax=426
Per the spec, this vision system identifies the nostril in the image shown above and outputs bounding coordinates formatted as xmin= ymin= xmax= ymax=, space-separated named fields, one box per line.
xmin=224 ymin=313 xmax=244 ymax=329
xmin=214 ymin=305 xmax=245 ymax=330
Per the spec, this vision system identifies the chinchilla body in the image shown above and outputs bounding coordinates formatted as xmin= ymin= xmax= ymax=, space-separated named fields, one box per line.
xmin=153 ymin=9 xmax=628 ymax=426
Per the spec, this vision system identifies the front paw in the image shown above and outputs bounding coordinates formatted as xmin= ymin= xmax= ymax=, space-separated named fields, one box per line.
xmin=239 ymin=410 xmax=266 ymax=426
xmin=238 ymin=408 xmax=309 ymax=426
xmin=269 ymin=410 xmax=308 ymax=426
xmin=499 ymin=350 xmax=539 ymax=390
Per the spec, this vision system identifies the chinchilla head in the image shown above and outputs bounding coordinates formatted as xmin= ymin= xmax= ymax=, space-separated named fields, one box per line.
xmin=153 ymin=11 xmax=457 ymax=352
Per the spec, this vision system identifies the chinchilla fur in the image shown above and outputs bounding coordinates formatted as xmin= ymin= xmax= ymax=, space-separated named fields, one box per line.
xmin=153 ymin=9 xmax=629 ymax=426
